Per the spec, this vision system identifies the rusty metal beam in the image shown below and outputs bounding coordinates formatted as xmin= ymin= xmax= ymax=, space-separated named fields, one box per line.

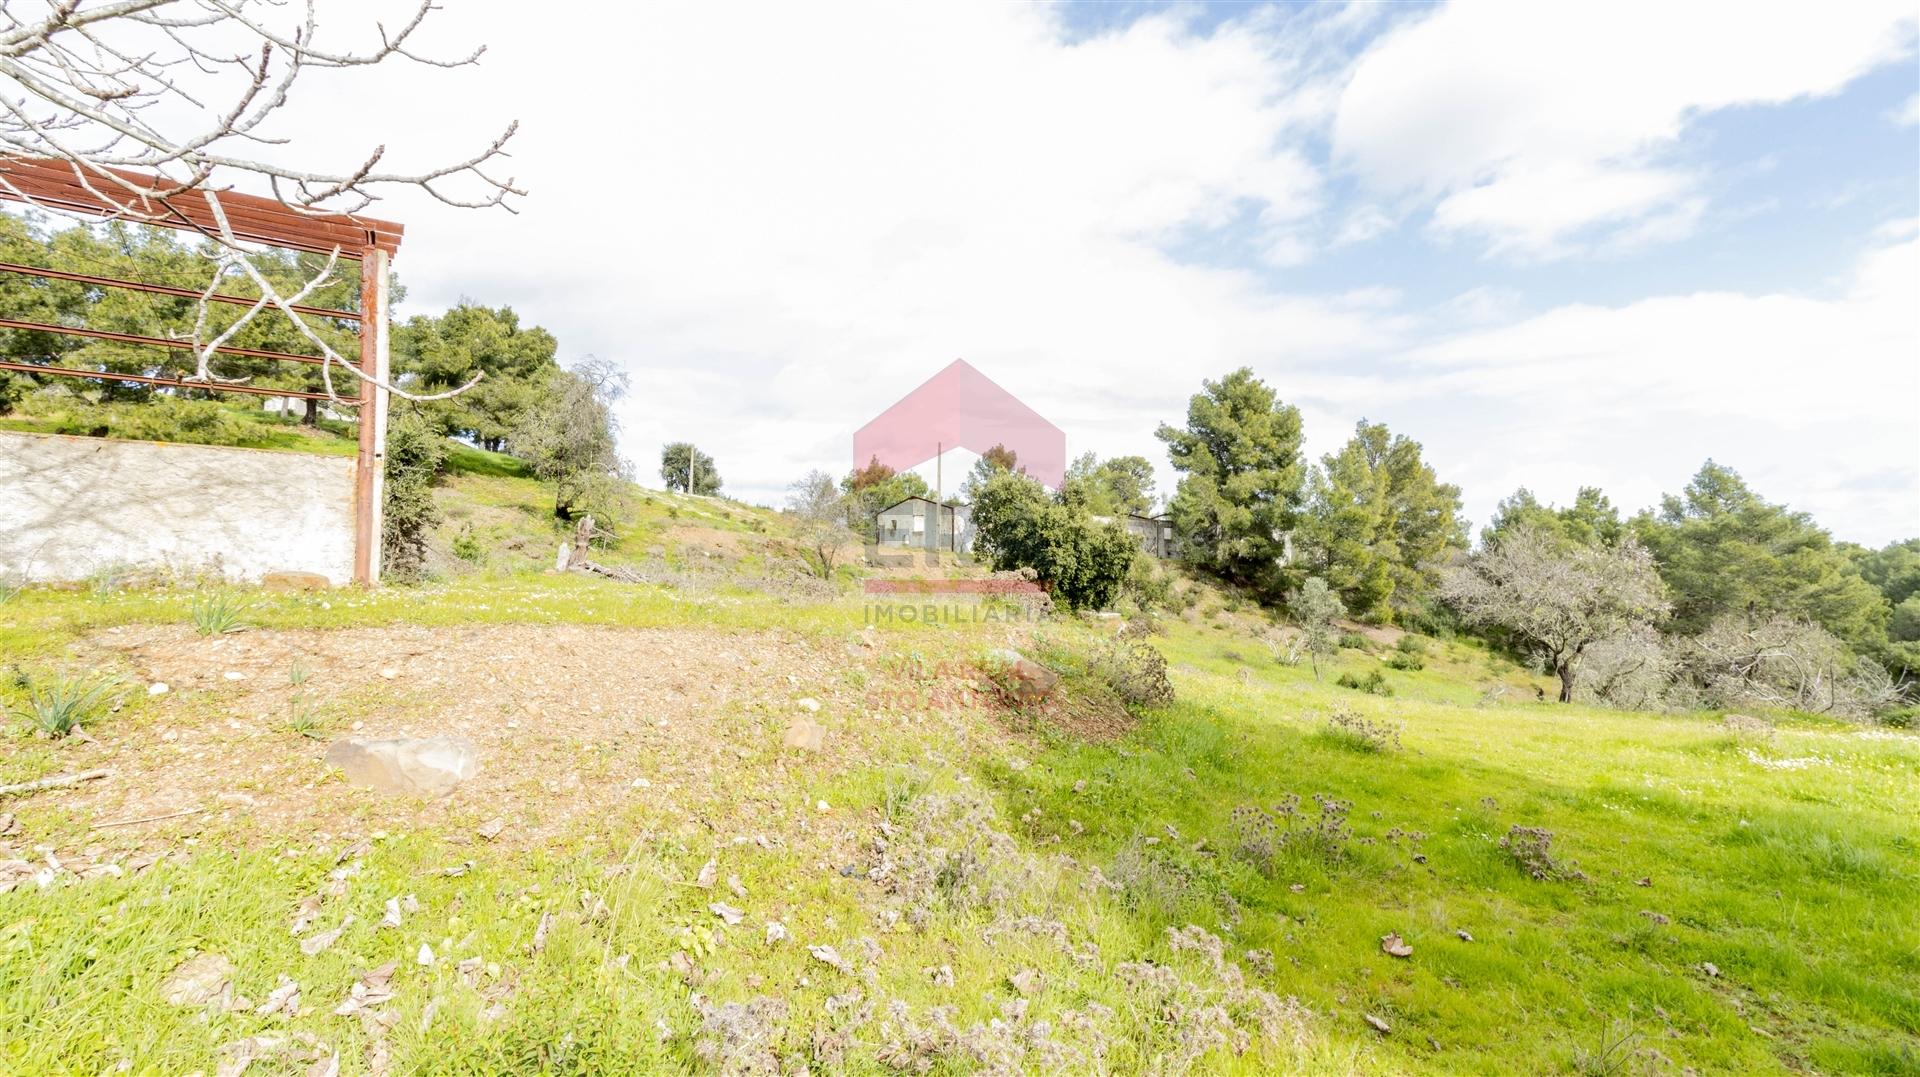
xmin=0 ymin=359 xmax=342 ymax=401
xmin=0 ymin=156 xmax=403 ymax=257
xmin=0 ymin=261 xmax=359 ymax=321
xmin=352 ymin=247 xmax=391 ymax=586
xmin=0 ymin=316 xmax=330 ymax=365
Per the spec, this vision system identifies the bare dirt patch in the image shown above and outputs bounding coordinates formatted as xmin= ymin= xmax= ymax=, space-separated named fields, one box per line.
xmin=35 ymin=623 xmax=886 ymax=851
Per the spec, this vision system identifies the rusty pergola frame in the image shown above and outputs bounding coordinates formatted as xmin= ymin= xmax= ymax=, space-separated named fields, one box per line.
xmin=0 ymin=156 xmax=402 ymax=585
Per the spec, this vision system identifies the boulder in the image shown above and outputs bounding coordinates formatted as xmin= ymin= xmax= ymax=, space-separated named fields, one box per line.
xmin=984 ymin=648 xmax=1059 ymax=705
xmin=323 ymin=735 xmax=479 ymax=796
xmin=261 ymin=571 xmax=331 ymax=592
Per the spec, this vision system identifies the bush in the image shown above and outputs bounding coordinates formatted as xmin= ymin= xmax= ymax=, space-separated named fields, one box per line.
xmin=450 ymin=526 xmax=486 ymax=564
xmin=1335 ymin=669 xmax=1392 ymax=696
xmin=1337 ymin=632 xmax=1371 ymax=651
xmin=382 ymin=407 xmax=446 ymax=583
xmin=1383 ymin=649 xmax=1424 ymax=672
xmin=1097 ymin=639 xmax=1175 ymax=709
xmin=970 ymin=473 xmax=1137 ymax=610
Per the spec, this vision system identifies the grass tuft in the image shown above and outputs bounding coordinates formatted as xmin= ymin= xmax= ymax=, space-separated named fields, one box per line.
xmin=8 ymin=669 xmax=122 ymax=737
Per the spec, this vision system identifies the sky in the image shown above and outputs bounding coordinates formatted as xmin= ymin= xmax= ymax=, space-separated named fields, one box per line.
xmin=238 ymin=2 xmax=1920 ymax=543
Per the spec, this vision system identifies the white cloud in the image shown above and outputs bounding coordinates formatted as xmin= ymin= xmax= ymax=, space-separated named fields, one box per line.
xmin=1391 ymin=221 xmax=1920 ymax=545
xmin=1894 ymin=93 xmax=1920 ymax=125
xmin=211 ymin=1 xmax=1913 ymax=544
xmin=1334 ymin=1 xmax=1917 ymax=258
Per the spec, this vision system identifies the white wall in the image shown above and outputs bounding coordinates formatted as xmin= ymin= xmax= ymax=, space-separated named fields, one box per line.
xmin=0 ymin=431 xmax=358 ymax=584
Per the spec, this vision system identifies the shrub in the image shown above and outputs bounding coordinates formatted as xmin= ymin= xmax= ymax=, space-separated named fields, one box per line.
xmin=970 ymin=472 xmax=1137 ymax=610
xmin=1099 ymin=639 xmax=1175 ymax=709
xmin=450 ymin=526 xmax=486 ymax=564
xmin=1335 ymin=669 xmax=1392 ymax=696
xmin=382 ymin=406 xmax=446 ymax=583
xmin=9 ymin=670 xmax=122 ymax=737
xmin=189 ymin=592 xmax=251 ymax=635
xmin=1337 ymin=632 xmax=1370 ymax=651
xmin=1230 ymin=793 xmax=1352 ymax=874
xmin=1318 ymin=706 xmax=1401 ymax=752
xmin=1382 ymin=649 xmax=1424 ymax=672
xmin=1499 ymin=825 xmax=1584 ymax=881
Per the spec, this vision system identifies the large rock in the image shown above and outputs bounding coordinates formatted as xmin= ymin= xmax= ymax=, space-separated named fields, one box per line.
xmin=324 ymin=735 xmax=479 ymax=796
xmin=261 ymin=571 xmax=331 ymax=592
xmin=984 ymin=648 xmax=1059 ymax=705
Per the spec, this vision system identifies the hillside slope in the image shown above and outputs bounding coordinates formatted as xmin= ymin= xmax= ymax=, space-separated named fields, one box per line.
xmin=1 ymin=452 xmax=1915 ymax=1074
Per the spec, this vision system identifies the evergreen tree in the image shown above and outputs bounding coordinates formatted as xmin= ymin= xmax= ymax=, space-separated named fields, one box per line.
xmin=1632 ymin=461 xmax=1888 ymax=649
xmin=1155 ymin=368 xmax=1305 ymax=595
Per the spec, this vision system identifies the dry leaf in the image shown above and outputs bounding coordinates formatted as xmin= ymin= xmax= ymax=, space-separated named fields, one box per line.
xmin=1364 ymin=1013 xmax=1391 ymax=1034
xmin=1381 ymin=933 xmax=1413 ymax=958
xmin=416 ymin=943 xmax=435 ymax=967
xmin=709 ymin=902 xmax=744 ymax=926
xmin=379 ymin=898 xmax=403 ymax=930
xmin=161 ymin=952 xmax=234 ymax=1007
xmin=255 ymin=976 xmax=301 ymax=1017
xmin=530 ymin=911 xmax=553 ymax=954
xmin=694 ymin=858 xmax=717 ymax=888
xmin=290 ymin=894 xmax=322 ymax=935
xmin=808 ymin=944 xmax=851 ymax=973
xmin=476 ymin=817 xmax=507 ymax=842
xmin=726 ymin=874 xmax=747 ymax=898
xmin=300 ymin=916 xmax=354 ymax=957
xmin=766 ymin=921 xmax=789 ymax=944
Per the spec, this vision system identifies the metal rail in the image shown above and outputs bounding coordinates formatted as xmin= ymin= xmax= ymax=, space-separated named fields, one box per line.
xmin=0 ymin=261 xmax=359 ymax=321
xmin=0 ymin=360 xmax=344 ymax=401
xmin=0 ymin=316 xmax=329 ymax=365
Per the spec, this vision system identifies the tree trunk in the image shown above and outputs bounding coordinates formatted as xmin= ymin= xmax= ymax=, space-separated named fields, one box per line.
xmin=1556 ymin=661 xmax=1576 ymax=703
xmin=302 ymin=397 xmax=319 ymax=426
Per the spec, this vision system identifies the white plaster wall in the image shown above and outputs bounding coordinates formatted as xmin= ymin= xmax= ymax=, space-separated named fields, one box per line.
xmin=0 ymin=431 xmax=357 ymax=584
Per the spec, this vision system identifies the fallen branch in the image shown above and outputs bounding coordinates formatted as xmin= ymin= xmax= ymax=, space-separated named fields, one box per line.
xmin=0 ymin=769 xmax=111 ymax=798
xmin=89 ymin=807 xmax=203 ymax=830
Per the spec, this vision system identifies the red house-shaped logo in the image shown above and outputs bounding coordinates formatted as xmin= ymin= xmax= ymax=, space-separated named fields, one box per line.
xmin=853 ymin=360 xmax=1066 ymax=489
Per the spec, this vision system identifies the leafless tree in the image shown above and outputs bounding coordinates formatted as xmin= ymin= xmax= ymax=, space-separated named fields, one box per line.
xmin=0 ymin=0 xmax=520 ymax=403
xmin=1442 ymin=525 xmax=1670 ymax=703
xmin=1682 ymin=613 xmax=1903 ymax=720
xmin=1575 ymin=623 xmax=1675 ymax=711
xmin=785 ymin=469 xmax=852 ymax=579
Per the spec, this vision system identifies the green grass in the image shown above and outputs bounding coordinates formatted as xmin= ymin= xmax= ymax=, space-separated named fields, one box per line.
xmin=1 ymin=468 xmax=1915 ymax=1071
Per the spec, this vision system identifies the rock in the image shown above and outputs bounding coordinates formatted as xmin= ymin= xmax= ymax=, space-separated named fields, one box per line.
xmin=323 ymin=736 xmax=478 ymax=796
xmin=223 ymin=671 xmax=247 ymax=681
xmin=796 ymin=697 xmax=821 ymax=713
xmin=261 ymin=571 xmax=331 ymax=592
xmin=475 ymin=817 xmax=507 ymax=841
xmin=783 ymin=718 xmax=826 ymax=752
xmin=148 ymin=682 xmax=169 ymax=697
xmin=1702 ymin=961 xmax=1720 ymax=978
xmin=417 ymin=943 xmax=435 ymax=966
xmin=1364 ymin=1013 xmax=1391 ymax=1034
xmin=983 ymin=648 xmax=1059 ymax=704
xmin=162 ymin=952 xmax=234 ymax=1007
xmin=1723 ymin=714 xmax=1771 ymax=734
xmin=1455 ymin=929 xmax=1473 ymax=942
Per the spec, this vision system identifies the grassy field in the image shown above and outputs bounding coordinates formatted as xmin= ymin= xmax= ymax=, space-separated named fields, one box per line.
xmin=2 ymin=468 xmax=1917 ymax=1073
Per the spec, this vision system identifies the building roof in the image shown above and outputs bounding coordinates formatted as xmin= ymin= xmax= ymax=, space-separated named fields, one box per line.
xmin=874 ymin=495 xmax=965 ymax=515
